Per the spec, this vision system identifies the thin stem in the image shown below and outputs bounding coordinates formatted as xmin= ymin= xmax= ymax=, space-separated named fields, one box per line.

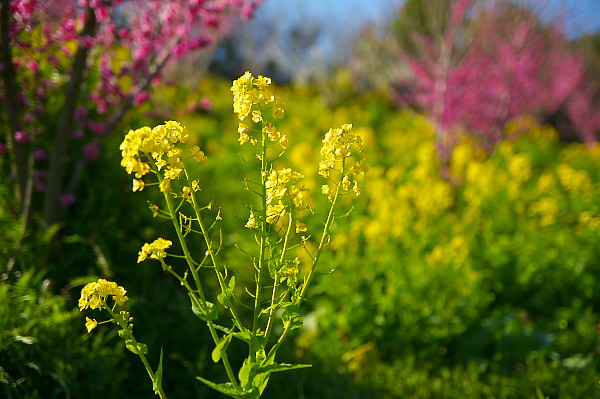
xmin=266 ymin=162 xmax=347 ymax=363
xmin=154 ymin=167 xmax=240 ymax=391
xmin=185 ymin=170 xmax=245 ymax=331
xmin=252 ymin=109 xmax=269 ymax=338
xmin=298 ymin=160 xmax=345 ymax=301
xmin=105 ymin=306 xmax=168 ymax=399
xmin=264 ymin=214 xmax=293 ymax=340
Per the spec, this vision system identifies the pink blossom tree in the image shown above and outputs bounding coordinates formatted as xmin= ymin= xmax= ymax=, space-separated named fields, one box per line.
xmin=0 ymin=0 xmax=262 ymax=227
xmin=397 ymin=0 xmax=600 ymax=160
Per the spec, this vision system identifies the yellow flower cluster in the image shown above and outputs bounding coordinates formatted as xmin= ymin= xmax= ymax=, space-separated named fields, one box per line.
xmin=137 ymin=237 xmax=173 ymax=263
xmin=79 ymin=279 xmax=129 ymax=311
xmin=251 ymin=168 xmax=307 ymax=225
xmin=231 ymin=71 xmax=284 ymax=121
xmin=120 ymin=121 xmax=206 ymax=193
xmin=319 ymin=124 xmax=367 ymax=200
xmin=266 ymin=169 xmax=305 ymax=206
xmin=232 ymin=71 xmax=286 ymax=147
xmin=79 ymin=279 xmax=129 ymax=332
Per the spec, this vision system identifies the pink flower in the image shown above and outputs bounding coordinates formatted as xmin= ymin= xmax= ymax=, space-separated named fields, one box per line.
xmin=87 ymin=121 xmax=105 ymax=136
xmin=134 ymin=91 xmax=150 ymax=106
xmin=33 ymin=148 xmax=47 ymax=161
xmin=24 ymin=112 xmax=35 ymax=122
xmin=74 ymin=105 xmax=88 ymax=121
xmin=28 ymin=59 xmax=39 ymax=73
xmin=0 ymin=142 xmax=6 ymax=155
xmin=59 ymin=193 xmax=76 ymax=207
xmin=72 ymin=129 xmax=84 ymax=139
xmin=34 ymin=170 xmax=47 ymax=192
xmin=83 ymin=143 xmax=100 ymax=160
xmin=199 ymin=97 xmax=213 ymax=110
xmin=14 ymin=131 xmax=29 ymax=143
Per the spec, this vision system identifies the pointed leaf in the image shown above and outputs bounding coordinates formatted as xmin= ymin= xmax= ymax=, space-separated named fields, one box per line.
xmin=256 ymin=362 xmax=311 ymax=374
xmin=212 ymin=334 xmax=232 ymax=363
xmin=196 ymin=377 xmax=243 ymax=398
xmin=125 ymin=340 xmax=148 ymax=355
xmin=238 ymin=359 xmax=253 ymax=388
xmin=189 ymin=294 xmax=218 ymax=321
xmin=153 ymin=348 xmax=164 ymax=394
xmin=232 ymin=331 xmax=252 ymax=344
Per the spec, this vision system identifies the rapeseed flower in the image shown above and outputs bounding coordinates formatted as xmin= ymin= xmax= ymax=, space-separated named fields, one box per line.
xmin=79 ymin=279 xmax=129 ymax=311
xmin=85 ymin=317 xmax=98 ymax=333
xmin=138 ymin=238 xmax=173 ymax=263
xmin=120 ymin=121 xmax=198 ymax=193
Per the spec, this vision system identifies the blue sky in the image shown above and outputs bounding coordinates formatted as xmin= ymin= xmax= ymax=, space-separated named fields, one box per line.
xmin=242 ymin=0 xmax=600 ymax=80
xmin=255 ymin=0 xmax=600 ymax=39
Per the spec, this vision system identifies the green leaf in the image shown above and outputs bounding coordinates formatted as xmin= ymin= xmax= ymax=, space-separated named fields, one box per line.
xmin=196 ymin=377 xmax=243 ymax=398
xmin=217 ymin=291 xmax=232 ymax=307
xmin=125 ymin=339 xmax=148 ymax=355
xmin=238 ymin=359 xmax=253 ymax=388
xmin=282 ymin=310 xmax=303 ymax=330
xmin=256 ymin=362 xmax=311 ymax=374
xmin=211 ymin=334 xmax=232 ymax=363
xmin=153 ymin=349 xmax=164 ymax=394
xmin=232 ymin=331 xmax=252 ymax=344
xmin=189 ymin=294 xmax=218 ymax=321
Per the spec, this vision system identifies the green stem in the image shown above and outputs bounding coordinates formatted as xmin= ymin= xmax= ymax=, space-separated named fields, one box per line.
xmin=298 ymin=161 xmax=345 ymax=301
xmin=252 ymin=111 xmax=269 ymax=338
xmin=152 ymin=166 xmax=240 ymax=391
xmin=105 ymin=306 xmax=168 ymax=399
xmin=264 ymin=214 xmax=293 ymax=341
xmin=266 ymin=162 xmax=346 ymax=363
xmin=185 ymin=170 xmax=245 ymax=331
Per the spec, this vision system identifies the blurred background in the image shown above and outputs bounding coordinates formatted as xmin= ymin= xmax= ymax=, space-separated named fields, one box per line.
xmin=2 ymin=0 xmax=600 ymax=397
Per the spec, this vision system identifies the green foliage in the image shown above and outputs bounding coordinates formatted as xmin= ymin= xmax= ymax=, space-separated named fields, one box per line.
xmin=0 ymin=270 xmax=127 ymax=398
xmin=154 ymin=77 xmax=600 ymax=397
xmin=2 ymin=71 xmax=600 ymax=398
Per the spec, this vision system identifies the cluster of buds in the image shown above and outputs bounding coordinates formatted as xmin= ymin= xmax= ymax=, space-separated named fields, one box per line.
xmin=319 ymin=124 xmax=368 ymax=200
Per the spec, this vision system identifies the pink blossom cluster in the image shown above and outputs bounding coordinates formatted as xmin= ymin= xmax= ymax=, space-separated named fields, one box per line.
xmin=401 ymin=0 xmax=599 ymax=156
xmin=4 ymin=0 xmax=261 ymax=210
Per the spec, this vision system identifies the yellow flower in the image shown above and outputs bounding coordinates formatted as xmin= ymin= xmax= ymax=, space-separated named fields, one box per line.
xmin=273 ymin=98 xmax=285 ymax=119
xmin=341 ymin=175 xmax=351 ymax=192
xmin=137 ymin=249 xmax=148 ymax=263
xmin=113 ymin=293 xmax=129 ymax=307
xmin=245 ymin=212 xmax=257 ymax=229
xmin=191 ymin=146 xmax=208 ymax=163
xmin=191 ymin=179 xmax=201 ymax=191
xmin=279 ymin=135 xmax=288 ymax=148
xmin=156 ymin=159 xmax=167 ymax=170
xmin=263 ymin=123 xmax=280 ymax=142
xmin=182 ymin=186 xmax=191 ymax=198
xmin=239 ymin=132 xmax=250 ymax=145
xmin=159 ymin=178 xmax=171 ymax=192
xmin=138 ymin=238 xmax=173 ymax=262
xmin=132 ymin=179 xmax=145 ymax=192
xmin=252 ymin=109 xmax=263 ymax=123
xmin=79 ymin=279 xmax=128 ymax=311
xmin=85 ymin=317 xmax=98 ymax=333
xmin=352 ymin=180 xmax=361 ymax=196
xmin=266 ymin=202 xmax=286 ymax=224
xmin=238 ymin=123 xmax=249 ymax=134
xmin=295 ymin=221 xmax=307 ymax=233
